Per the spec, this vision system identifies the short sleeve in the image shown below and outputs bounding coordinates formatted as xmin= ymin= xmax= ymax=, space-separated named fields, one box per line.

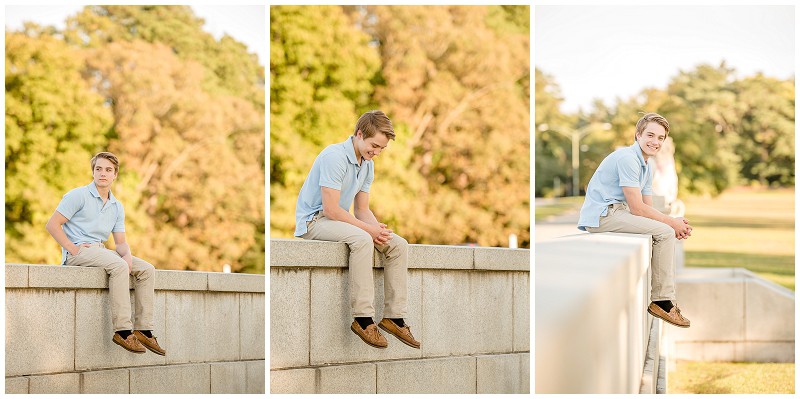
xmin=616 ymin=156 xmax=641 ymax=188
xmin=112 ymin=203 xmax=126 ymax=232
xmin=55 ymin=189 xmax=85 ymax=220
xmin=642 ymin=166 xmax=654 ymax=195
xmin=360 ymin=163 xmax=374 ymax=193
xmin=318 ymin=153 xmax=347 ymax=190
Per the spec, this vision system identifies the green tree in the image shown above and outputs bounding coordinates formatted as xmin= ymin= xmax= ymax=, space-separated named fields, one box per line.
xmin=5 ymin=29 xmax=113 ymax=264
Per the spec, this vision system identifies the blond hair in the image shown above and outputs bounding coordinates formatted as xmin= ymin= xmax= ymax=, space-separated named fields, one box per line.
xmin=91 ymin=152 xmax=120 ymax=173
xmin=354 ymin=110 xmax=395 ymax=140
xmin=634 ymin=112 xmax=670 ymax=141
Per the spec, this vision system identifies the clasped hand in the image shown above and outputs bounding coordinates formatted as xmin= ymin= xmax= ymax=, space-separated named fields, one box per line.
xmin=672 ymin=217 xmax=693 ymax=240
xmin=369 ymin=223 xmax=393 ymax=245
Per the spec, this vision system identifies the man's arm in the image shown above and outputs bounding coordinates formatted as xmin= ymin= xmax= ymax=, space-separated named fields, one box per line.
xmin=623 ymin=187 xmax=692 ymax=239
xmin=321 ymin=187 xmax=389 ymax=244
xmin=112 ymin=232 xmax=134 ymax=272
xmin=45 ymin=211 xmax=82 ymax=256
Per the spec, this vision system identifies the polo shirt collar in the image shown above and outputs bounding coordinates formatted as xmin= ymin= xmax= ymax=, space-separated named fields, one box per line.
xmin=87 ymin=181 xmax=118 ymax=204
xmin=630 ymin=141 xmax=648 ymax=166
xmin=344 ymin=136 xmax=360 ymax=165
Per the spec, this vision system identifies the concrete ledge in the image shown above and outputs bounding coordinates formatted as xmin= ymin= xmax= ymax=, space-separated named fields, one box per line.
xmin=270 ymin=368 xmax=316 ymax=394
xmin=130 ymin=363 xmax=210 ymax=394
xmin=209 ymin=272 xmax=264 ymax=292
xmin=477 ymin=353 xmax=530 ymax=393
xmin=82 ymin=369 xmax=129 ymax=394
xmin=319 ymin=363 xmax=376 ymax=394
xmin=377 ymin=356 xmax=476 ymax=394
xmin=29 ymin=373 xmax=80 ymax=394
xmin=5 ymin=264 xmax=28 ymax=287
xmin=270 ymin=239 xmax=529 ymax=271
xmin=5 ymin=377 xmax=29 ymax=394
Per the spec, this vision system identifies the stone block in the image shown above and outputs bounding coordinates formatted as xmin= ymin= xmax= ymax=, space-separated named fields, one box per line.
xmin=513 ymin=272 xmax=530 ymax=352
xmin=745 ymin=279 xmax=794 ymax=341
xmin=672 ymin=279 xmax=745 ymax=342
xmin=309 ymin=269 xmax=422 ymax=365
xmin=476 ymin=353 xmax=528 ymax=393
xmin=270 ymin=268 xmax=310 ymax=368
xmin=165 ymin=291 xmax=239 ymax=364
xmin=376 ymin=357 xmax=476 ymax=394
xmin=5 ymin=377 xmax=28 ymax=393
xmin=422 ymin=270 xmax=513 ymax=356
xmin=474 ymin=247 xmax=530 ymax=271
xmin=130 ymin=363 xmax=210 ymax=394
xmin=270 ymin=368 xmax=316 ymax=394
xmin=742 ymin=342 xmax=794 ymax=363
xmin=211 ymin=362 xmax=247 ymax=393
xmin=5 ymin=264 xmax=28 ymax=287
xmin=29 ymin=265 xmax=106 ymax=288
xmin=319 ymin=363 xmax=377 ymax=394
xmin=520 ymin=352 xmax=530 ymax=393
xmin=5 ymin=289 xmax=75 ymax=376
xmin=29 ymin=373 xmax=80 ymax=394
xmin=209 ymin=272 xmax=265 ymax=293
xmin=155 ymin=270 xmax=208 ymax=291
xmin=270 ymin=239 xmax=348 ymax=267
xmin=240 ymin=293 xmax=266 ymax=360
xmin=81 ymin=369 xmax=129 ymax=394
xmin=245 ymin=360 xmax=266 ymax=393
xmin=74 ymin=290 xmax=166 ymax=370
xmin=408 ymin=244 xmax=473 ymax=269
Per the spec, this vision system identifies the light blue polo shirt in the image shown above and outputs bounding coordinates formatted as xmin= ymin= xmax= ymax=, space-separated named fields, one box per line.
xmin=56 ymin=181 xmax=126 ymax=264
xmin=577 ymin=142 xmax=653 ymax=231
xmin=294 ymin=136 xmax=374 ymax=237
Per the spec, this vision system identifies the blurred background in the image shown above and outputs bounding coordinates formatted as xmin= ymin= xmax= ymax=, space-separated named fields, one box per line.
xmin=535 ymin=6 xmax=794 ymax=393
xmin=270 ymin=5 xmax=531 ymax=248
xmin=5 ymin=5 xmax=266 ymax=273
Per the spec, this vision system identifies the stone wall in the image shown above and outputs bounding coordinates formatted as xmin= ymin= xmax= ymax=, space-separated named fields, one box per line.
xmin=535 ymin=232 xmax=662 ymax=394
xmin=5 ymin=264 xmax=265 ymax=394
xmin=269 ymin=239 xmax=530 ymax=394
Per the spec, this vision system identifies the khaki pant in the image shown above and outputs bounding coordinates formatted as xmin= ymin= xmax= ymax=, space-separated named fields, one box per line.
xmin=66 ymin=242 xmax=155 ymax=331
xmin=585 ymin=203 xmax=676 ymax=301
xmin=302 ymin=213 xmax=409 ymax=318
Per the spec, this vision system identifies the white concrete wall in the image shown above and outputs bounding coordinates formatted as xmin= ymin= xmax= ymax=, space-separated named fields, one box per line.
xmin=5 ymin=264 xmax=265 ymax=394
xmin=535 ymin=232 xmax=654 ymax=394
xmin=269 ymin=239 xmax=530 ymax=394
xmin=665 ymin=267 xmax=794 ymax=364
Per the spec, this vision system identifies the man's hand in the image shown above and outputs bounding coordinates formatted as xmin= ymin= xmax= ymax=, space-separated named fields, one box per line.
xmin=670 ymin=217 xmax=693 ymax=240
xmin=366 ymin=223 xmax=392 ymax=245
xmin=70 ymin=243 xmax=91 ymax=256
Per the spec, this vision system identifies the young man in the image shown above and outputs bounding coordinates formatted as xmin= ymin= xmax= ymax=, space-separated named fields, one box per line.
xmin=45 ymin=152 xmax=166 ymax=355
xmin=577 ymin=113 xmax=693 ymax=328
xmin=295 ymin=110 xmax=419 ymax=349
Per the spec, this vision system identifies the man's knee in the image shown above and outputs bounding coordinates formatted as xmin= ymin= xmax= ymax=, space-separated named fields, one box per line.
xmin=390 ymin=234 xmax=408 ymax=253
xmin=652 ymin=224 xmax=676 ymax=244
xmin=349 ymin=231 xmax=374 ymax=250
xmin=106 ymin=259 xmax=129 ymax=276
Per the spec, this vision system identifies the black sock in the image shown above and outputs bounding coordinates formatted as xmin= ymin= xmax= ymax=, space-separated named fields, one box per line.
xmin=116 ymin=330 xmax=132 ymax=339
xmin=390 ymin=318 xmax=405 ymax=327
xmin=138 ymin=330 xmax=153 ymax=338
xmin=355 ymin=317 xmax=374 ymax=330
xmin=655 ymin=300 xmax=673 ymax=313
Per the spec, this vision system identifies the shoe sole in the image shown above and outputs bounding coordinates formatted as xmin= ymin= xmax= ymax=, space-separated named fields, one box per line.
xmin=350 ymin=325 xmax=387 ymax=349
xmin=112 ymin=337 xmax=146 ymax=354
xmin=378 ymin=323 xmax=421 ymax=349
xmin=647 ymin=307 xmax=690 ymax=328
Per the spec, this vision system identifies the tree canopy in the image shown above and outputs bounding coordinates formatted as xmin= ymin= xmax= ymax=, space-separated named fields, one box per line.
xmin=6 ymin=6 xmax=265 ymax=272
xmin=270 ymin=5 xmax=530 ymax=248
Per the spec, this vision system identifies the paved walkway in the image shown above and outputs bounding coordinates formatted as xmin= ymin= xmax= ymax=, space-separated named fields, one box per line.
xmin=535 ymin=201 xmax=587 ymax=243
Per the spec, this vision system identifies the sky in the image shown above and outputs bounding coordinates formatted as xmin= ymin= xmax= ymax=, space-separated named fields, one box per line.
xmin=4 ymin=5 xmax=266 ymax=66
xmin=535 ymin=5 xmax=795 ymax=114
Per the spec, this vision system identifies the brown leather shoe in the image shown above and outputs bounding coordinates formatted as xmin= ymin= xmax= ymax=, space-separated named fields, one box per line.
xmin=112 ymin=332 xmax=146 ymax=353
xmin=350 ymin=321 xmax=388 ymax=348
xmin=378 ymin=318 xmax=421 ymax=349
xmin=133 ymin=330 xmax=166 ymax=356
xmin=648 ymin=302 xmax=690 ymax=328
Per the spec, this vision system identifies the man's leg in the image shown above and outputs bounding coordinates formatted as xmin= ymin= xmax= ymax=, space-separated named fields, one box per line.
xmin=586 ymin=203 xmax=689 ymax=327
xmin=375 ymin=233 xmax=420 ymax=348
xmin=66 ymin=244 xmax=146 ymax=352
xmin=303 ymin=214 xmax=376 ymax=316
xmin=586 ymin=203 xmax=676 ymax=300
xmin=302 ymin=214 xmax=388 ymax=348
xmin=130 ymin=256 xmax=166 ymax=355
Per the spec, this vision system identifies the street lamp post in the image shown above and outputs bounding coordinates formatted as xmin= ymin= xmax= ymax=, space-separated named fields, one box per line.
xmin=538 ymin=123 xmax=612 ymax=197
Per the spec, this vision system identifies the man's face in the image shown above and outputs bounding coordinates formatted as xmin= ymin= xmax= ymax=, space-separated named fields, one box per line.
xmin=636 ymin=122 xmax=667 ymax=158
xmin=93 ymin=158 xmax=118 ymax=189
xmin=355 ymin=130 xmax=389 ymax=161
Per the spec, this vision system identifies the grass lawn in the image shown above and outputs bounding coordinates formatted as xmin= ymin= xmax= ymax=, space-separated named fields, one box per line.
xmin=682 ymin=187 xmax=795 ymax=290
xmin=669 ymin=360 xmax=795 ymax=394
